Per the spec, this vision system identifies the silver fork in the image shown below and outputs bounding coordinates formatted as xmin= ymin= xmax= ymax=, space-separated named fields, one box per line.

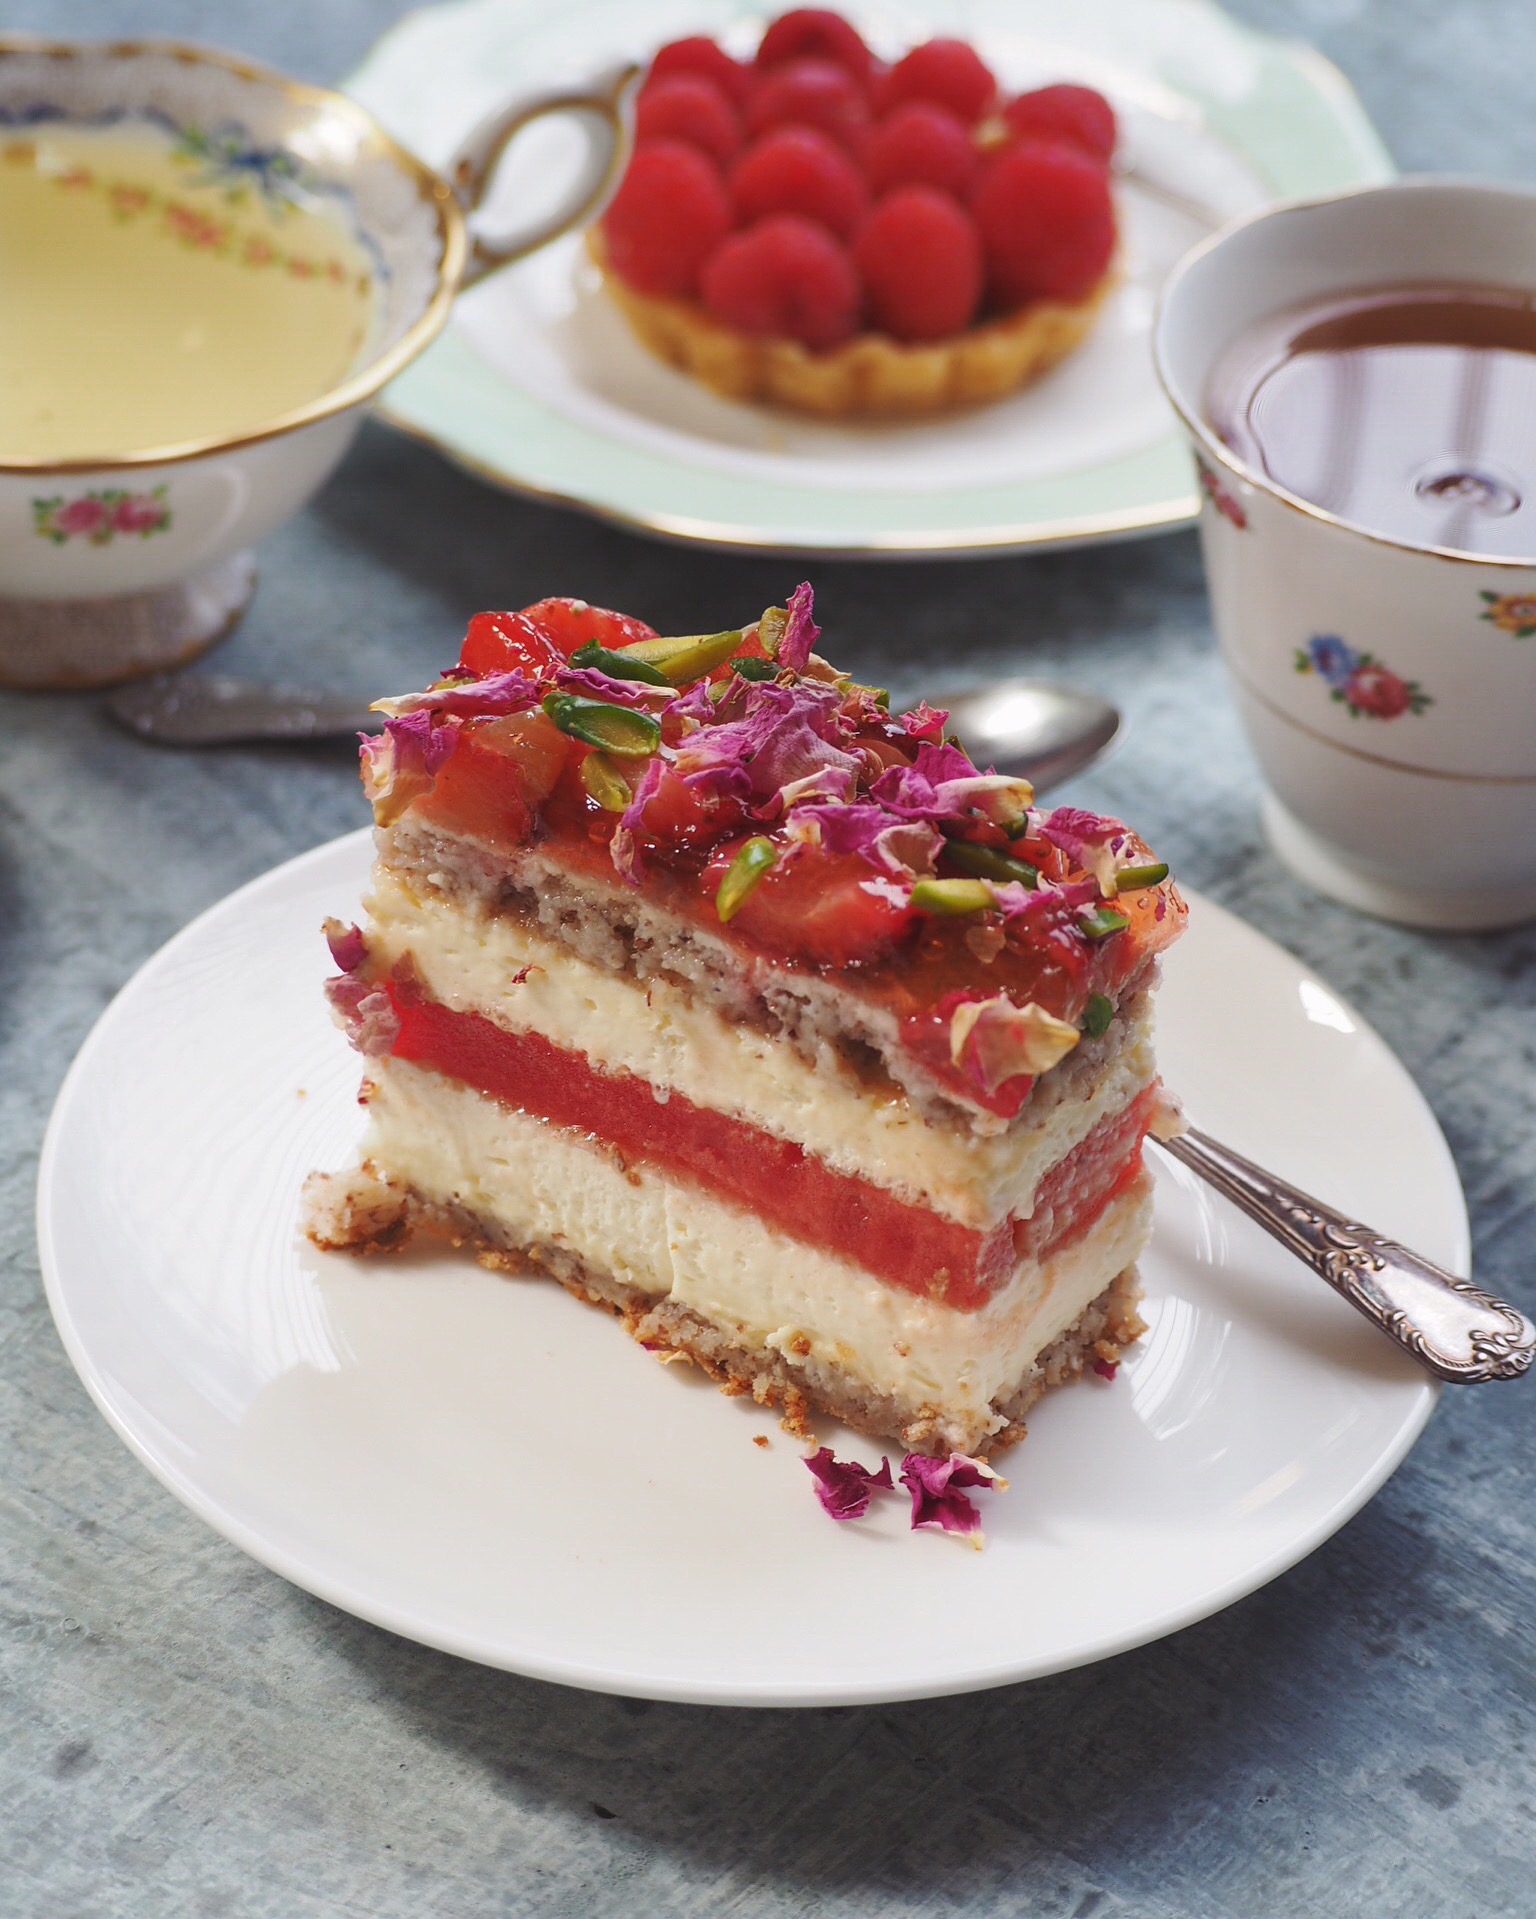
xmin=1157 ymin=1128 xmax=1533 ymax=1383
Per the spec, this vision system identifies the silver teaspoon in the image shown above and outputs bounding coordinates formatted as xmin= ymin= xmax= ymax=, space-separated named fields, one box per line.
xmin=107 ymin=671 xmax=1126 ymax=791
xmin=927 ymin=678 xmax=1123 ymax=789
xmin=1157 ymin=1128 xmax=1534 ymax=1383
xmin=106 ymin=673 xmax=380 ymax=747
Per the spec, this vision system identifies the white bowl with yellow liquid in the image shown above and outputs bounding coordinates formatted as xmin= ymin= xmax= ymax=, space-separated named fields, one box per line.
xmin=0 ymin=37 xmax=465 ymax=684
xmin=0 ymin=37 xmax=631 ymax=686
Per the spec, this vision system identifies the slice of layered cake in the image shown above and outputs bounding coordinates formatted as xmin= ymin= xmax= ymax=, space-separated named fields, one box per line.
xmin=306 ymin=587 xmax=1185 ymax=1457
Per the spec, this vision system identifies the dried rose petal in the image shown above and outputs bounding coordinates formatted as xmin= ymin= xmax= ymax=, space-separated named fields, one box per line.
xmin=899 ymin=1452 xmax=1008 ymax=1542
xmin=554 ymin=664 xmax=670 ymax=708
xmin=323 ymin=918 xmax=366 ymax=973
xmin=1036 ymin=804 xmax=1124 ymax=897
xmin=774 ymin=764 xmax=856 ymax=810
xmin=666 ymin=677 xmax=719 ymax=727
xmin=792 ymin=801 xmax=941 ymax=878
xmin=358 ymin=712 xmax=458 ymax=827
xmin=778 ymin=581 xmax=820 ymax=673
xmin=324 ymin=976 xmax=400 ymax=1057
xmin=673 ymin=681 xmax=858 ymax=807
xmin=948 ymin=995 xmax=1081 ymax=1092
xmin=867 ymin=744 xmax=1032 ymax=837
xmin=898 ymin=701 xmax=949 ymax=744
xmin=609 ymin=754 xmax=666 ymax=884
xmin=371 ymin=668 xmax=542 ymax=720
xmin=989 ymin=876 xmax=1099 ymax=924
xmin=804 ymin=1446 xmax=895 ymax=1520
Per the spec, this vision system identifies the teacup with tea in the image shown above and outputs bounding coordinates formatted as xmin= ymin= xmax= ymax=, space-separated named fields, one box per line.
xmin=1156 ymin=178 xmax=1536 ymax=929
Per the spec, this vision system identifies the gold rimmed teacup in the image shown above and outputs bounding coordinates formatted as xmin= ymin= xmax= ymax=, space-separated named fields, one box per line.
xmin=0 ymin=36 xmax=632 ymax=687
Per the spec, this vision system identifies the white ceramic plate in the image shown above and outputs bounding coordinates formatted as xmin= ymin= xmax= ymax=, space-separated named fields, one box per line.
xmin=346 ymin=0 xmax=1394 ymax=555
xmin=39 ymin=832 xmax=1462 ymax=1706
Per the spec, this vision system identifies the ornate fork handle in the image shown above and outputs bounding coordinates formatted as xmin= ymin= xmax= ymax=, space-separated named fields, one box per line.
xmin=1156 ymin=1127 xmax=1535 ymax=1383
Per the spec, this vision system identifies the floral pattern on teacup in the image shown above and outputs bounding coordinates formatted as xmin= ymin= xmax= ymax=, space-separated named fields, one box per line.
xmin=33 ymin=487 xmax=172 ymax=546
xmin=1293 ymin=634 xmax=1432 ymax=720
xmin=171 ymin=125 xmax=320 ymax=215
xmin=1478 ymin=591 xmax=1536 ymax=638
xmin=0 ymin=137 xmax=367 ymax=292
xmin=1194 ymin=454 xmax=1247 ymax=530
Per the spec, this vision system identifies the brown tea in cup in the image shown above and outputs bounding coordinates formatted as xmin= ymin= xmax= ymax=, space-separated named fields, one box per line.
xmin=1205 ymin=282 xmax=1536 ymax=557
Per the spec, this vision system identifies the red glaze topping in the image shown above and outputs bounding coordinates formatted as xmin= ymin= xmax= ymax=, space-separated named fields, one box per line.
xmin=362 ymin=584 xmax=1185 ymax=1115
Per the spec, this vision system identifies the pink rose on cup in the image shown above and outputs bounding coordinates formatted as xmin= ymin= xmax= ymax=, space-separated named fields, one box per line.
xmin=1294 ymin=635 xmax=1431 ymax=720
xmin=112 ymin=491 xmax=170 ymax=536
xmin=31 ymin=486 xmax=172 ymax=546
xmin=1344 ymin=661 xmax=1412 ymax=719
xmin=54 ymin=496 xmax=108 ymax=538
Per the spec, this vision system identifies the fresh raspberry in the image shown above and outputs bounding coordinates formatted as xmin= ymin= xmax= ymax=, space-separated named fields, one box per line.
xmin=730 ymin=126 xmax=868 ymax=241
xmin=854 ymin=188 xmax=982 ymax=341
xmin=971 ymin=140 xmax=1115 ymax=305
xmin=875 ymin=39 xmax=996 ymax=124
xmin=1001 ymin=84 xmax=1117 ymax=161
xmin=866 ymin=102 xmax=979 ymax=198
xmin=647 ymin=36 xmax=751 ymax=106
xmin=600 ymin=140 xmax=734 ymax=297
xmin=700 ymin=215 xmax=861 ymax=351
xmin=744 ymin=58 xmax=870 ymax=157
xmin=755 ymin=9 xmax=875 ymax=88
xmin=635 ymin=75 xmax=743 ymax=167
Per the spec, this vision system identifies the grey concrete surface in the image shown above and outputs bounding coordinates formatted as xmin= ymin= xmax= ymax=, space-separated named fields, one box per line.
xmin=4 ymin=2 xmax=1534 ymax=1915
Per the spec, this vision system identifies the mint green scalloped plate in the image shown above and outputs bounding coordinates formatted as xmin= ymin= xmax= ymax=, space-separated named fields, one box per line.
xmin=347 ymin=0 xmax=1392 ymax=555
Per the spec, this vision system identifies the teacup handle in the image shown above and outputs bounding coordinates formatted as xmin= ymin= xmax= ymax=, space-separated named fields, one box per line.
xmin=448 ymin=61 xmax=639 ymax=287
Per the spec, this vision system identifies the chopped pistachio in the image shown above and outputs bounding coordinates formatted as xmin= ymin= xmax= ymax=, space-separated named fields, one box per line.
xmin=715 ymin=836 xmax=776 ymax=922
xmin=942 ymin=840 xmax=1039 ymax=888
xmin=569 ymin=639 xmax=670 ymax=687
xmin=1078 ymin=905 xmax=1130 ymax=941
xmin=1114 ymin=861 xmax=1169 ymax=893
xmin=911 ymin=878 xmax=995 ymax=916
xmin=730 ymin=656 xmax=778 ymax=682
xmin=619 ymin=629 xmax=742 ymax=685
xmin=580 ymin=752 xmax=632 ymax=812
xmin=541 ymin=692 xmax=660 ymax=757
xmin=755 ymin=606 xmax=788 ymax=657
xmin=1082 ymin=992 xmax=1115 ymax=1038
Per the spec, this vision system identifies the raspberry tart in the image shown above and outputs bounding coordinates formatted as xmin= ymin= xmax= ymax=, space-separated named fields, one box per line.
xmin=593 ymin=10 xmax=1119 ymax=416
xmin=306 ymin=586 xmax=1185 ymax=1458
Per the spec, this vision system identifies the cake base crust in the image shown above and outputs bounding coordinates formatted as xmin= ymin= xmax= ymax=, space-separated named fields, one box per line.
xmin=304 ymin=1163 xmax=1147 ymax=1458
xmin=590 ymin=233 xmax=1115 ymax=418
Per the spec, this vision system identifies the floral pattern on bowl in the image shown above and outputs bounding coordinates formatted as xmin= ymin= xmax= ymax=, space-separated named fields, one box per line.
xmin=33 ymin=487 xmax=172 ymax=546
xmin=1293 ymin=634 xmax=1432 ymax=720
xmin=1478 ymin=590 xmax=1536 ymax=638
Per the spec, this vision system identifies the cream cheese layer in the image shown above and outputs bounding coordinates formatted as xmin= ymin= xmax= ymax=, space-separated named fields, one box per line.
xmin=359 ymin=1058 xmax=1153 ymax=1435
xmin=366 ymin=867 xmax=1156 ymax=1228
